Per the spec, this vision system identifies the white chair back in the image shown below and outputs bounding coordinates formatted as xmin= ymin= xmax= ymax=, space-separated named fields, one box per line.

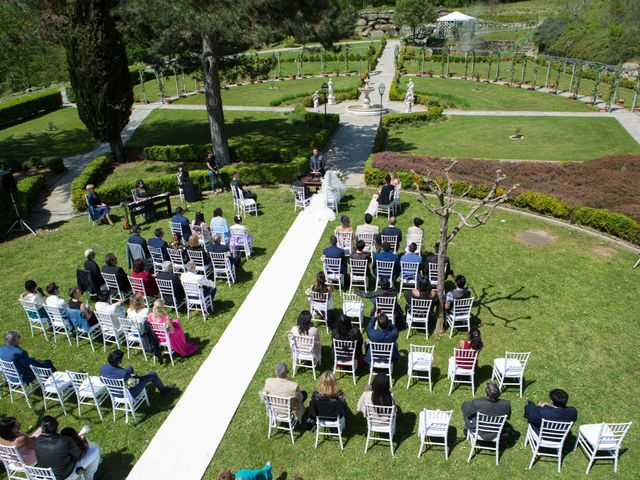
xmin=400 ymin=260 xmax=419 ymax=289
xmin=370 ymin=341 xmax=394 ymax=366
xmin=406 ymin=232 xmax=423 ymax=251
xmin=187 ymin=249 xmax=212 ymax=276
xmin=24 ymin=466 xmax=57 ymax=480
xmin=357 ymin=232 xmax=376 ymax=253
xmin=375 ymin=260 xmax=394 ymax=286
xmin=475 ymin=412 xmax=508 ymax=440
xmin=366 ymin=404 xmax=396 ymax=431
xmin=19 ymin=299 xmax=50 ymax=340
xmin=167 ymin=248 xmax=187 ymax=273
xmin=342 ymin=292 xmax=364 ymax=331
xmin=0 ymin=444 xmax=27 ymax=476
xmin=375 ymin=296 xmax=396 ymax=318
xmin=380 ymin=235 xmax=398 ymax=253
xmin=148 ymin=246 xmax=165 ymax=273
xmin=453 ymin=348 xmax=478 ymax=371
xmin=182 ymin=280 xmax=214 ymax=320
xmin=451 ymin=297 xmax=474 ymax=318
xmin=408 ymin=298 xmax=432 ymax=321
xmin=538 ymin=419 xmax=574 ymax=447
xmin=593 ymin=422 xmax=633 ymax=450
xmin=427 ymin=262 xmax=445 ymax=285
xmin=336 ymin=232 xmax=353 ymax=253
xmin=293 ymin=186 xmax=309 ymax=211
xmin=230 ymin=229 xmax=252 ymax=258
xmin=209 ymin=252 xmax=236 ymax=286
xmin=128 ymin=276 xmax=154 ymax=305
xmin=101 ymin=272 xmax=131 ymax=301
xmin=169 ymin=222 xmax=184 ymax=238
xmin=333 ymin=339 xmax=356 ymax=366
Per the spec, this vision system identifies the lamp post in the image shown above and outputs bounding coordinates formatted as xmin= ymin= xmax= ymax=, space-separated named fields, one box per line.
xmin=378 ymin=82 xmax=386 ymax=124
xmin=321 ymin=82 xmax=329 ymax=117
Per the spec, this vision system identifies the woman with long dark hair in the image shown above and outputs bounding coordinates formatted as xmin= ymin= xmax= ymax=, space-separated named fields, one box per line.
xmin=0 ymin=417 xmax=40 ymax=466
xmin=357 ymin=373 xmax=395 ymax=416
xmin=289 ymin=310 xmax=321 ymax=363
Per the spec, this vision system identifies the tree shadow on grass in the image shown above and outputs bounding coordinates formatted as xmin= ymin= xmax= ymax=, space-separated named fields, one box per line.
xmin=473 ymin=285 xmax=538 ymax=331
xmin=97 ymin=448 xmax=135 ymax=480
xmin=213 ymin=299 xmax=235 ymax=315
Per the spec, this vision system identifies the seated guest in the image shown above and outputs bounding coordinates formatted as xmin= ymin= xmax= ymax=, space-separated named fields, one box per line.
xmin=35 ymin=416 xmax=101 ymax=480
xmin=127 ymin=294 xmax=149 ymax=325
xmin=102 ymin=253 xmax=132 ymax=295
xmin=148 ymin=299 xmax=198 ymax=357
xmin=373 ymin=242 xmax=399 ymax=282
xmin=289 ymin=310 xmax=321 ymax=363
xmin=422 ymin=242 xmax=454 ymax=279
xmin=445 ymin=274 xmax=471 ymax=312
xmin=128 ymin=224 xmax=150 ymax=257
xmin=452 ymin=327 xmax=483 ymax=370
xmin=309 ymin=147 xmax=325 ymax=176
xmin=95 ymin=295 xmax=125 ymax=329
xmin=356 ymin=279 xmax=405 ymax=330
xmin=218 ymin=464 xmax=272 ymax=480
xmin=308 ymin=372 xmax=347 ymax=430
xmin=85 ymin=184 xmax=113 ymax=225
xmin=210 ymin=208 xmax=230 ymax=244
xmin=292 ymin=173 xmax=311 ymax=199
xmin=357 ymin=373 xmax=395 ymax=417
xmin=0 ymin=331 xmax=56 ymax=385
xmin=230 ymin=172 xmax=257 ymax=202
xmin=131 ymin=258 xmax=159 ymax=296
xmin=524 ymin=388 xmax=578 ymax=434
xmin=68 ymin=288 xmax=98 ymax=327
xmin=83 ymin=250 xmax=105 ymax=293
xmin=100 ymin=349 xmax=175 ymax=397
xmin=45 ymin=283 xmax=68 ymax=309
xmin=334 ymin=215 xmax=354 ymax=236
xmin=206 ymin=235 xmax=239 ymax=268
xmin=462 ymin=382 xmax=511 ymax=437
xmin=230 ymin=215 xmax=253 ymax=243
xmin=262 ymin=361 xmax=307 ymax=422
xmin=365 ymin=174 xmax=395 ymax=216
xmin=191 ymin=212 xmax=212 ymax=244
xmin=19 ymin=280 xmax=47 ymax=314
xmin=333 ymin=313 xmax=364 ymax=363
xmin=172 ymin=206 xmax=192 ymax=241
xmin=181 ymin=261 xmax=216 ymax=304
xmin=380 ymin=216 xmax=402 ymax=250
xmin=0 ymin=417 xmax=41 ymax=466
xmin=351 ymin=240 xmax=372 ymax=277
xmin=156 ymin=261 xmax=186 ymax=307
xmin=306 ymin=272 xmax=333 ymax=310
xmin=187 ymin=234 xmax=212 ymax=265
xmin=407 ymin=217 xmax=424 ymax=238
xmin=177 ymin=167 xmax=201 ymax=202
xmin=400 ymin=243 xmax=422 ymax=282
xmin=169 ymin=233 xmax=188 ymax=260
xmin=322 ymin=235 xmax=346 ymax=275
xmin=364 ymin=313 xmax=399 ymax=365
xmin=355 ymin=213 xmax=379 ymax=239
xmin=405 ymin=277 xmax=438 ymax=315
xmin=148 ymin=228 xmax=170 ymax=260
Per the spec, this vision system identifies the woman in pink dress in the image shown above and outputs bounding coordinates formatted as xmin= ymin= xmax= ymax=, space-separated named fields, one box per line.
xmin=148 ymin=300 xmax=198 ymax=357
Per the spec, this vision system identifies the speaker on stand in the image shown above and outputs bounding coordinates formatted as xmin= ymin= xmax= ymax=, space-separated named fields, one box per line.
xmin=1 ymin=171 xmax=37 ymax=239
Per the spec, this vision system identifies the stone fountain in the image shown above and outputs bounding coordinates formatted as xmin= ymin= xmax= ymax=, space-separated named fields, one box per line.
xmin=345 ymin=77 xmax=388 ymax=116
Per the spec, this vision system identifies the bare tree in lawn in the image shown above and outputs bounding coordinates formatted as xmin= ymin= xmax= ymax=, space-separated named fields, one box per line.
xmin=415 ymin=161 xmax=519 ymax=335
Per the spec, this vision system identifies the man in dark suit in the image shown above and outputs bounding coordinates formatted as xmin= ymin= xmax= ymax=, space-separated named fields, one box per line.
xmin=323 ymin=235 xmax=346 ymax=275
xmin=309 ymin=148 xmax=325 ymax=176
xmin=381 ymin=216 xmax=402 ymax=250
xmin=0 ymin=331 xmax=56 ymax=384
xmin=171 ymin=206 xmax=192 ymax=240
xmin=422 ymin=241 xmax=454 ymax=279
xmin=364 ymin=313 xmax=399 ymax=365
xmin=230 ymin=172 xmax=257 ymax=201
xmin=292 ymin=173 xmax=311 ymax=199
xmin=100 ymin=349 xmax=175 ymax=397
xmin=462 ymin=382 xmax=512 ymax=437
xmin=148 ymin=227 xmax=169 ymax=260
xmin=156 ymin=261 xmax=186 ymax=307
xmin=102 ymin=253 xmax=132 ymax=295
xmin=207 ymin=235 xmax=239 ymax=267
xmin=524 ymin=388 xmax=578 ymax=434
xmin=373 ymin=241 xmax=399 ymax=282
xmin=377 ymin=174 xmax=395 ymax=206
xmin=128 ymin=224 xmax=150 ymax=257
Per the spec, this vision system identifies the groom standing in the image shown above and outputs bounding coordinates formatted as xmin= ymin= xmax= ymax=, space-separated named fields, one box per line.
xmin=309 ymin=148 xmax=325 ymax=176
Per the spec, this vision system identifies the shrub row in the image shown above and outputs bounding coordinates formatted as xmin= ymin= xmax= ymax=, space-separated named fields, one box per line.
xmin=365 ymin=157 xmax=640 ymax=246
xmin=70 ymin=155 xmax=114 ymax=211
xmin=269 ymin=86 xmax=359 ymax=107
xmin=0 ymin=173 xmax=47 ymax=232
xmin=0 ymin=89 xmax=63 ymax=129
xmin=381 ymin=107 xmax=444 ymax=129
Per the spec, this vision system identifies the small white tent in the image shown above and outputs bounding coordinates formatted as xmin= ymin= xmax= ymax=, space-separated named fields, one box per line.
xmin=436 ymin=11 xmax=476 ymax=38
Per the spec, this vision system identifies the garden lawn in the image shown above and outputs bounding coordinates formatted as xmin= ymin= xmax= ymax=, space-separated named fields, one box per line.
xmin=132 ymin=73 xmax=201 ymax=103
xmin=208 ymin=187 xmax=640 ymax=480
xmin=0 ymin=107 xmax=97 ymax=167
xmin=472 ymin=28 xmax=534 ymax=42
xmin=173 ymin=76 xmax=361 ymax=107
xmin=385 ymin=116 xmax=640 ymax=161
xmin=0 ymin=187 xmax=296 ymax=479
xmin=126 ymin=109 xmax=323 ymax=157
xmin=397 ymin=77 xmax=594 ymax=112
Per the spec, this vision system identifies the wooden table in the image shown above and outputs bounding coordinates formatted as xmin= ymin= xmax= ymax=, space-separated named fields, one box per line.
xmin=302 ymin=174 xmax=323 ymax=193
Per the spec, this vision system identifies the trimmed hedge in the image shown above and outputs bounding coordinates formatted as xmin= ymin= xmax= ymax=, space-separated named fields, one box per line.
xmin=0 ymin=89 xmax=63 ymax=129
xmin=70 ymin=155 xmax=114 ymax=211
xmin=365 ymin=156 xmax=640 ymax=246
xmin=381 ymin=107 xmax=444 ymax=129
xmin=0 ymin=173 xmax=46 ymax=232
xmin=45 ymin=157 xmax=65 ymax=174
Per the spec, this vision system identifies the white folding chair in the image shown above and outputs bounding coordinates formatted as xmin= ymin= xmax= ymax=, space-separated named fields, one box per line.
xmin=333 ymin=339 xmax=357 ymax=385
xmin=315 ymin=404 xmax=345 ymax=450
xmin=156 ymin=278 xmax=186 ymax=317
xmin=336 ymin=231 xmax=353 ymax=256
xmin=75 ymin=320 xmax=101 ymax=352
xmin=149 ymin=320 xmax=175 ymax=366
xmin=190 ymin=224 xmax=210 ymax=246
xmin=390 ymin=184 xmax=401 ymax=213
xmin=427 ymin=261 xmax=444 ymax=286
xmin=491 ymin=351 xmax=531 ymax=397
xmin=446 ymin=297 xmax=474 ymax=338
xmin=342 ymin=292 xmax=364 ymax=332
xmin=467 ymin=413 xmax=508 ymax=465
xmin=357 ymin=232 xmax=376 ymax=254
xmin=368 ymin=342 xmax=394 ymax=387
xmin=262 ymin=393 xmax=298 ymax=444
xmin=309 ymin=291 xmax=330 ymax=333
xmin=187 ymin=249 xmax=214 ymax=277
xmin=182 ymin=281 xmax=214 ymax=321
xmin=323 ymin=257 xmax=343 ymax=294
xmin=209 ymin=252 xmax=236 ymax=287
xmin=349 ymin=258 xmax=368 ymax=292
xmin=0 ymin=444 xmax=29 ymax=479
xmin=380 ymin=234 xmax=399 ymax=254
xmin=101 ymin=376 xmax=150 ymax=424
xmin=525 ymin=419 xmax=574 ymax=472
xmin=376 ymin=202 xmax=392 ymax=219
xmin=418 ymin=409 xmax=453 ymax=459
xmin=405 ymin=232 xmax=423 ymax=252
xmin=365 ymin=404 xmax=397 ymax=456
xmin=375 ymin=296 xmax=396 ymax=319
xmin=67 ymin=371 xmax=109 ymax=420
xmin=232 ymin=188 xmax=258 ymax=216
xmin=406 ymin=299 xmax=433 ymax=340
xmin=101 ymin=272 xmax=132 ymax=303
xmin=399 ymin=260 xmax=420 ymax=291
xmin=407 ymin=344 xmax=435 ymax=391
xmin=30 ymin=366 xmax=74 ymax=415
xmin=293 ymin=186 xmax=310 ymax=212
xmin=169 ymin=221 xmax=184 ymax=238
xmin=0 ymin=360 xmax=40 ymax=408
xmin=95 ymin=311 xmax=124 ymax=351
xmin=230 ymin=230 xmax=252 ymax=259
xmin=24 ymin=466 xmax=57 ymax=480
xmin=374 ymin=260 xmax=395 ymax=290
xmin=18 ymin=300 xmax=51 ymax=341
xmin=288 ymin=333 xmax=319 ymax=379
xmin=127 ymin=276 xmax=158 ymax=308
xmin=167 ymin=248 xmax=187 ymax=273
xmin=327 ymin=191 xmax=340 ymax=213
xmin=148 ymin=246 xmax=165 ymax=273
xmin=448 ymin=348 xmax=479 ymax=396
xmin=574 ymin=421 xmax=633 ymax=474
xmin=42 ymin=306 xmax=74 ymax=346
xmin=119 ymin=318 xmax=148 ymax=361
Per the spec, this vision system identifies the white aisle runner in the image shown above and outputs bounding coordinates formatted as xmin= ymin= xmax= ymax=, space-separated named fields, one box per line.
xmin=128 ymin=212 xmax=329 ymax=479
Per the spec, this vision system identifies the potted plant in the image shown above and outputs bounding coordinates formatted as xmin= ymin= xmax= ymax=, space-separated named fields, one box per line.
xmin=509 ymin=127 xmax=524 ymax=140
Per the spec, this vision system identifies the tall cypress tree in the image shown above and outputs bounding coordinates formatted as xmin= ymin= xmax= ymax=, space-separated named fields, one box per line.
xmin=62 ymin=0 xmax=132 ymax=161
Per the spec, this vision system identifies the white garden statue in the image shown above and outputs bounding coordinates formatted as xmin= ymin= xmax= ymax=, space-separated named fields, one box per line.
xmin=327 ymin=79 xmax=336 ymax=105
xmin=407 ymin=79 xmax=415 ymax=96
xmin=405 ymin=90 xmax=414 ymax=112
xmin=313 ymin=91 xmax=320 ymax=112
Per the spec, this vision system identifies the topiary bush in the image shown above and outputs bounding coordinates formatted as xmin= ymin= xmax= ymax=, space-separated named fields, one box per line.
xmin=0 ymin=89 xmax=63 ymax=129
xmin=381 ymin=106 xmax=444 ymax=129
xmin=45 ymin=157 xmax=65 ymax=174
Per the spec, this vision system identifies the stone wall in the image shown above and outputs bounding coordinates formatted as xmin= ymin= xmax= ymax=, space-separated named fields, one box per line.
xmin=355 ymin=11 xmax=398 ymax=37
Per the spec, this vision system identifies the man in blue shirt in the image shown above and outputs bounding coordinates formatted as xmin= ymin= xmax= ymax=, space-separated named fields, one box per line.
xmin=400 ymin=242 xmax=422 ymax=281
xmin=0 ymin=331 xmax=56 ymax=384
xmin=148 ymin=227 xmax=169 ymax=260
xmin=100 ymin=350 xmax=175 ymax=398
xmin=128 ymin=224 xmax=149 ymax=256
xmin=323 ymin=235 xmax=346 ymax=275
xmin=171 ymin=206 xmax=192 ymax=240
xmin=364 ymin=313 xmax=399 ymax=365
xmin=373 ymin=241 xmax=399 ymax=282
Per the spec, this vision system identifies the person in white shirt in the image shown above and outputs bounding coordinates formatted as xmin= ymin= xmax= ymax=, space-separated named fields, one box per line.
xmin=44 ymin=283 xmax=68 ymax=309
xmin=95 ymin=295 xmax=125 ymax=329
xmin=20 ymin=280 xmax=46 ymax=310
xmin=126 ymin=294 xmax=149 ymax=325
xmin=181 ymin=261 xmax=216 ymax=303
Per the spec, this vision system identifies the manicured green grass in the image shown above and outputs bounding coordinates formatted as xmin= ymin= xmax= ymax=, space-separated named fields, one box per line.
xmin=386 ymin=116 xmax=640 ymax=161
xmin=460 ymin=0 xmax=565 ymax=18
xmin=126 ymin=109 xmax=323 ymax=157
xmin=100 ymin=160 xmax=200 ymax=188
xmin=208 ymin=188 xmax=639 ymax=479
xmin=473 ymin=28 xmax=534 ymax=42
xmin=0 ymin=107 xmax=97 ymax=166
xmin=0 ymin=187 xmax=296 ymax=479
xmin=132 ymin=73 xmax=201 ymax=103
xmin=173 ymin=76 xmax=361 ymax=107
xmin=397 ymin=77 xmax=594 ymax=112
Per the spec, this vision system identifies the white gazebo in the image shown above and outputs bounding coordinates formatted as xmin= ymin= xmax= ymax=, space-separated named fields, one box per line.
xmin=436 ymin=11 xmax=476 ymax=39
